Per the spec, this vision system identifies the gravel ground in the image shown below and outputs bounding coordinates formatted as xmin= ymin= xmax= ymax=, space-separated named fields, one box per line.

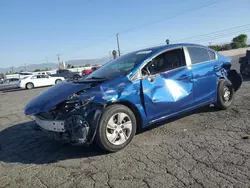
xmin=0 ymin=56 xmax=250 ymax=188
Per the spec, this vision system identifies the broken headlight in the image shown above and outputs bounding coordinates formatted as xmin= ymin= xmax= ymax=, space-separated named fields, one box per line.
xmin=60 ymin=96 xmax=94 ymax=113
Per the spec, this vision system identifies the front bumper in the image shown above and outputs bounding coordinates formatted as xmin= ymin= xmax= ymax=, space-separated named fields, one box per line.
xmin=35 ymin=115 xmax=90 ymax=144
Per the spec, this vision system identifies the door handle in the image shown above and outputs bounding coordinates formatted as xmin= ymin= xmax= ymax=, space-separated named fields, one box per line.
xmin=177 ymin=74 xmax=192 ymax=81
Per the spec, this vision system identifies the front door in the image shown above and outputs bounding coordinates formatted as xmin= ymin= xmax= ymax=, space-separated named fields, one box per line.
xmin=141 ymin=48 xmax=194 ymax=122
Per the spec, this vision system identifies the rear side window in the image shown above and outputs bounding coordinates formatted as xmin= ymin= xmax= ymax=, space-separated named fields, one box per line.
xmin=187 ymin=47 xmax=210 ymax=64
xmin=208 ymin=50 xmax=216 ymax=60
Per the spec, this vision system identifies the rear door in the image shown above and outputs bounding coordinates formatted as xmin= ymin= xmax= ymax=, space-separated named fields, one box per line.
xmin=141 ymin=47 xmax=194 ymax=122
xmin=186 ymin=47 xmax=219 ymax=105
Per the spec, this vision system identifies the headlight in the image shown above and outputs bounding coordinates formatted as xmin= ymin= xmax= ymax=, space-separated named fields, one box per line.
xmin=59 ymin=96 xmax=94 ymax=113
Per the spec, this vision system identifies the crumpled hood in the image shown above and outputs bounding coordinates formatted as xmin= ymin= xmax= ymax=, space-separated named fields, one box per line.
xmin=24 ymin=81 xmax=92 ymax=115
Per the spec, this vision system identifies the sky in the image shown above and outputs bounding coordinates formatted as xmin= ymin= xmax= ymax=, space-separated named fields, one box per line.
xmin=0 ymin=0 xmax=250 ymax=68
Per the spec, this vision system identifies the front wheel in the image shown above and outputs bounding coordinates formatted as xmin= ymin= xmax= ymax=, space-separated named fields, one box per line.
xmin=55 ymin=79 xmax=62 ymax=84
xmin=95 ymin=105 xmax=137 ymax=152
xmin=215 ymin=79 xmax=234 ymax=110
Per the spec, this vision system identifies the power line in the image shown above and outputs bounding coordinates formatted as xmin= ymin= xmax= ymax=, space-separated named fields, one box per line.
xmin=187 ymin=28 xmax=250 ymax=43
xmin=119 ymin=0 xmax=222 ymax=35
xmin=28 ymin=0 xmax=224 ymax=64
xmin=58 ymin=0 xmax=222 ymax=59
xmin=172 ymin=24 xmax=250 ymax=43
xmin=121 ymin=24 xmax=250 ymax=53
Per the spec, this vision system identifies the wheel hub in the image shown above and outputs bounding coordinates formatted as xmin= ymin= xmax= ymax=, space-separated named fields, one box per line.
xmin=106 ymin=112 xmax=132 ymax=145
xmin=223 ymin=86 xmax=231 ymax=102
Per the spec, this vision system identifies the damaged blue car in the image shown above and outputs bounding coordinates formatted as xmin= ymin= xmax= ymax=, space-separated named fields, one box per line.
xmin=24 ymin=43 xmax=242 ymax=152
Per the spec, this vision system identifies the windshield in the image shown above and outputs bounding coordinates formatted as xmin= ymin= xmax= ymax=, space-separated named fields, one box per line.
xmin=85 ymin=51 xmax=152 ymax=79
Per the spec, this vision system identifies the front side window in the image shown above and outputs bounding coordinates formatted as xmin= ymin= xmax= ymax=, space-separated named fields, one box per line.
xmin=187 ymin=47 xmax=210 ymax=64
xmin=142 ymin=48 xmax=186 ymax=75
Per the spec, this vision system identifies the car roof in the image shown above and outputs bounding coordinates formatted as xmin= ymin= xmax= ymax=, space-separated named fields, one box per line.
xmin=133 ymin=43 xmax=211 ymax=55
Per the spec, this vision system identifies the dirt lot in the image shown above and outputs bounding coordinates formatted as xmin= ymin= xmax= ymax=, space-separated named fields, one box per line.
xmin=0 ymin=57 xmax=250 ymax=188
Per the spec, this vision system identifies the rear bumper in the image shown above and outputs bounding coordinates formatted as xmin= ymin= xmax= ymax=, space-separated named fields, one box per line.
xmin=35 ymin=115 xmax=90 ymax=144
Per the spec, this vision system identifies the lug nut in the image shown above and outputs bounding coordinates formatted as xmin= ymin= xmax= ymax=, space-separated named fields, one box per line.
xmin=119 ymin=130 xmax=122 ymax=133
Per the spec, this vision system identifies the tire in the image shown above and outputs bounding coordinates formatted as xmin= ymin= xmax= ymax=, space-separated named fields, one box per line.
xmin=215 ymin=79 xmax=234 ymax=110
xmin=26 ymin=82 xmax=34 ymax=90
xmin=95 ymin=104 xmax=137 ymax=152
xmin=73 ymin=75 xmax=80 ymax=80
xmin=55 ymin=79 xmax=62 ymax=84
xmin=240 ymin=64 xmax=247 ymax=77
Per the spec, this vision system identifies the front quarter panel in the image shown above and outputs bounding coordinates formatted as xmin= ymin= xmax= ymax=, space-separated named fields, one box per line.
xmin=84 ymin=77 xmax=148 ymax=127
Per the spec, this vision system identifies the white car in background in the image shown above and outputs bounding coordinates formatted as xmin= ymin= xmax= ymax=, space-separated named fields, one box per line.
xmin=18 ymin=75 xmax=65 ymax=89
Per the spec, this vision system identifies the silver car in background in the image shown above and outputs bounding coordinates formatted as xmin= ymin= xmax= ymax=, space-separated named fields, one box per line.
xmin=0 ymin=78 xmax=20 ymax=90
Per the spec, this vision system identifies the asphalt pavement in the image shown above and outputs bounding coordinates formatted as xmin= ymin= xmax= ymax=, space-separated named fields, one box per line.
xmin=0 ymin=54 xmax=250 ymax=188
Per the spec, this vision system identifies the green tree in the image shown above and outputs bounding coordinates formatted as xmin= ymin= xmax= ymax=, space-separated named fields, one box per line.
xmin=221 ymin=44 xmax=232 ymax=51
xmin=231 ymin=34 xmax=248 ymax=49
xmin=34 ymin=69 xmax=41 ymax=72
xmin=67 ymin=64 xmax=72 ymax=69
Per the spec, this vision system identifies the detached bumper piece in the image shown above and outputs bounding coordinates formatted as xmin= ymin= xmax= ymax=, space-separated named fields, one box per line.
xmin=35 ymin=115 xmax=90 ymax=144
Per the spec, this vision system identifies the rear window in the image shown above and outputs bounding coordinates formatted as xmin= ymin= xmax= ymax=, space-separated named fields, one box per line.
xmin=187 ymin=47 xmax=210 ymax=64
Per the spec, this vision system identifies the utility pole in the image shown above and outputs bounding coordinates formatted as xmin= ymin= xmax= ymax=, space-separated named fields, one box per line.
xmin=116 ymin=33 xmax=121 ymax=57
xmin=46 ymin=56 xmax=49 ymax=64
xmin=57 ymin=54 xmax=61 ymax=68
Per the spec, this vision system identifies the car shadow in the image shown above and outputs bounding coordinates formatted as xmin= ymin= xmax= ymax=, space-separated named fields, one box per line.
xmin=0 ymin=88 xmax=25 ymax=93
xmin=137 ymin=105 xmax=219 ymax=134
xmin=0 ymin=105 xmax=218 ymax=165
xmin=0 ymin=121 xmax=105 ymax=165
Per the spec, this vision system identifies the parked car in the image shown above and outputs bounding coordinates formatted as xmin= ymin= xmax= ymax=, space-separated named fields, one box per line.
xmin=24 ymin=43 xmax=242 ymax=152
xmin=49 ymin=69 xmax=81 ymax=80
xmin=82 ymin=66 xmax=100 ymax=77
xmin=19 ymin=74 xmax=65 ymax=89
xmin=239 ymin=50 xmax=250 ymax=77
xmin=0 ymin=78 xmax=20 ymax=90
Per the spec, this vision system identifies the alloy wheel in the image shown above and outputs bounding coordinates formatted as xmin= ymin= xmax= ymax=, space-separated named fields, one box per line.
xmin=106 ymin=112 xmax=132 ymax=145
xmin=222 ymin=86 xmax=231 ymax=103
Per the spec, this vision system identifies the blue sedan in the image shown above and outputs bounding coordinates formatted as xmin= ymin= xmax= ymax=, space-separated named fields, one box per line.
xmin=24 ymin=43 xmax=242 ymax=152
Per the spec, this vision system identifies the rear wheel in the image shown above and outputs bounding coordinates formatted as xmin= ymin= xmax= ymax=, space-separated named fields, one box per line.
xmin=215 ymin=79 xmax=234 ymax=110
xmin=95 ymin=105 xmax=137 ymax=152
xmin=55 ymin=79 xmax=62 ymax=84
xmin=26 ymin=82 xmax=34 ymax=90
